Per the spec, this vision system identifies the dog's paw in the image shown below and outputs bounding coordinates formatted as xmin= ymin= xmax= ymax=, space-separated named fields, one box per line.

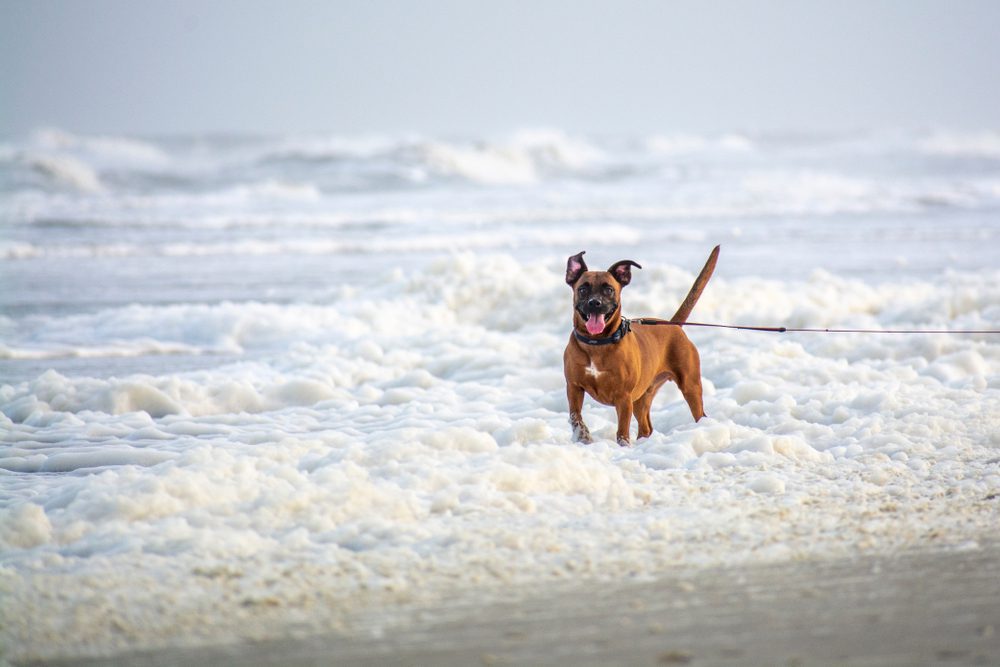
xmin=572 ymin=424 xmax=593 ymax=444
xmin=617 ymin=437 xmax=631 ymax=448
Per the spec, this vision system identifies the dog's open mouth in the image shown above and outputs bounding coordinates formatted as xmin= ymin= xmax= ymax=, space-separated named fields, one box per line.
xmin=585 ymin=312 xmax=606 ymax=335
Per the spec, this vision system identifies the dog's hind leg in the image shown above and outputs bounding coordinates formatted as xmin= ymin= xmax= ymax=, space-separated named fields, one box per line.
xmin=675 ymin=369 xmax=706 ymax=422
xmin=633 ymin=375 xmax=670 ymax=439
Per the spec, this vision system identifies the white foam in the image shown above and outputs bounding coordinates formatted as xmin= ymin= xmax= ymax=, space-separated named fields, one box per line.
xmin=3 ymin=257 xmax=998 ymax=659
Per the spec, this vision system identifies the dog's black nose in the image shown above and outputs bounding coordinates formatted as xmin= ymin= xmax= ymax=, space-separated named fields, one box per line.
xmin=587 ymin=298 xmax=602 ymax=310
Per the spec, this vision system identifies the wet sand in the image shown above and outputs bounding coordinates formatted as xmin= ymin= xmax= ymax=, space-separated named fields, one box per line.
xmin=33 ymin=543 xmax=1000 ymax=667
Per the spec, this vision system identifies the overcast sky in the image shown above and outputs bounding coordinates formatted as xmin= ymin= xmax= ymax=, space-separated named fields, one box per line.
xmin=2 ymin=0 xmax=999 ymax=138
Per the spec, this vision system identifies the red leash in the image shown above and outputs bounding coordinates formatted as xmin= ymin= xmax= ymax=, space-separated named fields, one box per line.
xmin=632 ymin=318 xmax=1000 ymax=335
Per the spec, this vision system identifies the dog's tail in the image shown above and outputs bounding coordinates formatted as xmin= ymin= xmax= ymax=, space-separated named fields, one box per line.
xmin=670 ymin=245 xmax=720 ymax=324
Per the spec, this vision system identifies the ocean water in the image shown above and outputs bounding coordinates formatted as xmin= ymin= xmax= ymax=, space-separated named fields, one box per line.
xmin=1 ymin=127 xmax=999 ymax=660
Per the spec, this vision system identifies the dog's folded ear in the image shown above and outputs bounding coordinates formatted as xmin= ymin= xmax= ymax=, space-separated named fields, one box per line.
xmin=566 ymin=251 xmax=588 ymax=285
xmin=608 ymin=260 xmax=642 ymax=287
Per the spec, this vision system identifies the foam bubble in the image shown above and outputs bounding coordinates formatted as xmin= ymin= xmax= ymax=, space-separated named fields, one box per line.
xmin=748 ymin=474 xmax=786 ymax=494
xmin=0 ymin=503 xmax=53 ymax=548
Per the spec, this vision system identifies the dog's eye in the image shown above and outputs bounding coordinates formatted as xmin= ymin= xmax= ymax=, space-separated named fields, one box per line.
xmin=601 ymin=286 xmax=614 ymax=296
xmin=577 ymin=285 xmax=590 ymax=296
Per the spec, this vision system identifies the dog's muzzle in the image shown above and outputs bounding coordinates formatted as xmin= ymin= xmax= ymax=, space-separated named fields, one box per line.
xmin=578 ymin=299 xmax=617 ymax=335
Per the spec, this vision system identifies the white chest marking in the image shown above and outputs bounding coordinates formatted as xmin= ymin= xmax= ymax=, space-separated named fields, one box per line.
xmin=585 ymin=360 xmax=603 ymax=379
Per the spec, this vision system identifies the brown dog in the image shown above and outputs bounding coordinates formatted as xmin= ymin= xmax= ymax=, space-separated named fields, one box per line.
xmin=563 ymin=246 xmax=720 ymax=446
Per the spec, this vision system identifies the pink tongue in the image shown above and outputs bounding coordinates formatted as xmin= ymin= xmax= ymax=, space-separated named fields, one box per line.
xmin=586 ymin=313 xmax=606 ymax=335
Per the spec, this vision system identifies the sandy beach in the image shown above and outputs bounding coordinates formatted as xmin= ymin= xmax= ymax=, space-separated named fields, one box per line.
xmin=32 ymin=542 xmax=998 ymax=667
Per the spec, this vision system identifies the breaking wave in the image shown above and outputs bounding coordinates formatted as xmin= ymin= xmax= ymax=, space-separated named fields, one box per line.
xmin=21 ymin=153 xmax=104 ymax=193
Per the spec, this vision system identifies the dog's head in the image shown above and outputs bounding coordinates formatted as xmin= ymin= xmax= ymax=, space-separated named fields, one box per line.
xmin=565 ymin=251 xmax=641 ymax=336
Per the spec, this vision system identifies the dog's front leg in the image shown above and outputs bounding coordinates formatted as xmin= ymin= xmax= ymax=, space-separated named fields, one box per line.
xmin=614 ymin=398 xmax=633 ymax=447
xmin=567 ymin=384 xmax=593 ymax=444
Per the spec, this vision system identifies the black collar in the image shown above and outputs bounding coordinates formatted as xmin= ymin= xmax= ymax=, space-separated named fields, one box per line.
xmin=573 ymin=318 xmax=631 ymax=346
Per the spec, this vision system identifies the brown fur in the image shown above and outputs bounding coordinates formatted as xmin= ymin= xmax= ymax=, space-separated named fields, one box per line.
xmin=563 ymin=246 xmax=719 ymax=446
